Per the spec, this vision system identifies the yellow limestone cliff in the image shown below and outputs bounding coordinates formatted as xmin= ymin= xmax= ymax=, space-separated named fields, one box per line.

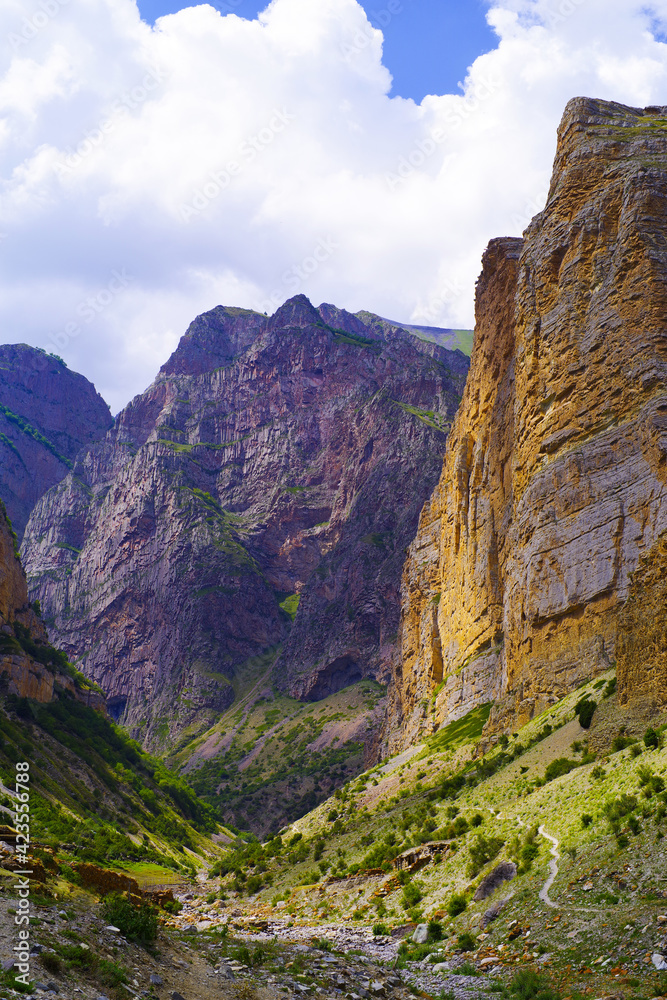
xmin=386 ymin=97 xmax=667 ymax=752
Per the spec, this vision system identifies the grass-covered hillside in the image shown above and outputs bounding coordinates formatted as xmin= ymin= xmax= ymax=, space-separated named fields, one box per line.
xmin=170 ymin=648 xmax=387 ymax=836
xmin=202 ymin=671 xmax=667 ymax=997
xmin=0 ymin=688 xmax=226 ymax=878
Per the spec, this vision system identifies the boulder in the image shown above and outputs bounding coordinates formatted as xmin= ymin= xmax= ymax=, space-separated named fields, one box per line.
xmin=474 ymin=862 xmax=517 ymax=902
xmin=412 ymin=924 xmax=429 ymax=944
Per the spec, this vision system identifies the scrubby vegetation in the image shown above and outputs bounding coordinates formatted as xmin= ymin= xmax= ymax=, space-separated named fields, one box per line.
xmin=101 ymin=893 xmax=159 ymax=945
xmin=0 ymin=688 xmax=219 ymax=872
xmin=174 ymin=670 xmax=385 ymax=835
xmin=189 ymin=668 xmax=667 ymax=997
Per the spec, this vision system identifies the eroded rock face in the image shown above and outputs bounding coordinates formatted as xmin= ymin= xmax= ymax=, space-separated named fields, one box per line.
xmin=0 ymin=504 xmax=62 ymax=703
xmin=0 ymin=346 xmax=113 ymax=540
xmin=386 ymin=98 xmax=667 ymax=751
xmin=21 ymin=297 xmax=468 ymax=746
xmin=617 ymin=531 xmax=667 ymax=707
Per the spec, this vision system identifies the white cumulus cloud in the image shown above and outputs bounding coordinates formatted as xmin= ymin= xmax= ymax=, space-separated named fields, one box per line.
xmin=0 ymin=0 xmax=666 ymax=410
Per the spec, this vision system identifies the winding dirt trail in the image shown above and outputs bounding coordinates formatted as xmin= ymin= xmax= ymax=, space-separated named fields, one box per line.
xmin=538 ymin=825 xmax=560 ymax=908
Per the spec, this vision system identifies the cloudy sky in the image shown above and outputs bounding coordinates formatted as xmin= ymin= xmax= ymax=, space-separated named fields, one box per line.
xmin=1 ymin=0 xmax=667 ymax=412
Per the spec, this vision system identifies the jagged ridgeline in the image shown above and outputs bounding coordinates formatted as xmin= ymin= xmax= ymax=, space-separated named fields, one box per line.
xmin=0 ymin=504 xmax=223 ymax=875
xmin=0 ymin=345 xmax=112 ymax=541
xmin=20 ymin=299 xmax=469 ymax=782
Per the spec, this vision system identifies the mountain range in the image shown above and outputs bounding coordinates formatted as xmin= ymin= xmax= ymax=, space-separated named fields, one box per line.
xmin=1 ymin=94 xmax=667 ymax=998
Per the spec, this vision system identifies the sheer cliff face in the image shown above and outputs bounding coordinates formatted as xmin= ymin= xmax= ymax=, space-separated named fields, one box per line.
xmin=0 ymin=508 xmax=26 ymax=626
xmin=0 ymin=346 xmax=113 ymax=540
xmin=21 ymin=297 xmax=469 ymax=746
xmin=387 ymin=98 xmax=667 ymax=752
xmin=0 ymin=505 xmax=55 ymax=702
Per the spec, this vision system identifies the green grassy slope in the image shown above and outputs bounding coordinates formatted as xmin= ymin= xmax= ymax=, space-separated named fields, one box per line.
xmin=207 ymin=672 xmax=667 ymax=997
xmin=170 ymin=653 xmax=387 ymax=836
xmin=0 ymin=689 xmax=227 ymax=878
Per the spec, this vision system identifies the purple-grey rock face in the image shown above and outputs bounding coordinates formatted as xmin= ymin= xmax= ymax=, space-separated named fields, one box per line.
xmin=0 ymin=345 xmax=113 ymax=539
xmin=21 ymin=296 xmax=469 ymax=748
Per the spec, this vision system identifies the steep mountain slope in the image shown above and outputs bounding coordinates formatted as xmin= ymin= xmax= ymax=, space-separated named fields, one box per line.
xmin=0 ymin=346 xmax=113 ymax=540
xmin=21 ymin=297 xmax=469 ymax=748
xmin=0 ymin=502 xmax=222 ymax=894
xmin=1 ymin=498 xmax=92 ymax=705
xmin=199 ymin=673 xmax=667 ymax=999
xmin=386 ymin=97 xmax=667 ymax=753
xmin=176 ymin=663 xmax=386 ymax=837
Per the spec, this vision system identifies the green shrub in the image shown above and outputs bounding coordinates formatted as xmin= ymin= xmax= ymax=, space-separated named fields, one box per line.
xmin=544 ymin=758 xmax=578 ymax=782
xmin=604 ymin=677 xmax=617 ymax=699
xmin=467 ymin=833 xmax=504 ymax=876
xmin=0 ymin=969 xmax=33 ymax=994
xmin=447 ymin=893 xmax=467 ymax=917
xmin=372 ymin=922 xmax=389 ymax=936
xmin=41 ymin=953 xmax=61 ymax=974
xmin=246 ymin=874 xmax=264 ymax=893
xmin=56 ymin=944 xmax=95 ymax=969
xmin=508 ymin=968 xmax=559 ymax=1000
xmin=520 ymin=841 xmax=540 ymax=868
xmin=402 ymin=882 xmax=423 ymax=909
xmin=574 ymin=697 xmax=597 ymax=729
xmin=606 ymin=794 xmax=638 ymax=822
xmin=161 ymin=899 xmax=182 ymax=914
xmin=427 ymin=920 xmax=443 ymax=941
xmin=612 ymin=733 xmax=635 ymax=752
xmin=101 ymin=894 xmax=158 ymax=945
xmin=98 ymin=959 xmax=128 ymax=987
xmin=457 ymin=932 xmax=475 ymax=952
xmin=645 ymin=727 xmax=663 ymax=750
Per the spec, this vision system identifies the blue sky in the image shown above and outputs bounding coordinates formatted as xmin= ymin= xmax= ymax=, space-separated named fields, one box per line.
xmin=135 ymin=0 xmax=496 ymax=102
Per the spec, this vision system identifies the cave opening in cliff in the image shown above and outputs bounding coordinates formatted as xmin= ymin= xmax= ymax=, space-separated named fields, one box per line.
xmin=106 ymin=696 xmax=127 ymax=722
xmin=305 ymin=655 xmax=362 ymax=701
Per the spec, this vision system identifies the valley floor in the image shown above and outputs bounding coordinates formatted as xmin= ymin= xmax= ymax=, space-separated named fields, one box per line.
xmin=2 ymin=673 xmax=667 ymax=1000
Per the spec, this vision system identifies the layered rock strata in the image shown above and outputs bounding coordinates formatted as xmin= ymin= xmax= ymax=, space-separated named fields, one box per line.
xmin=617 ymin=531 xmax=667 ymax=707
xmin=21 ymin=297 xmax=469 ymax=745
xmin=386 ymin=98 xmax=667 ymax=752
xmin=0 ymin=346 xmax=113 ymax=539
xmin=0 ymin=503 xmax=91 ymax=704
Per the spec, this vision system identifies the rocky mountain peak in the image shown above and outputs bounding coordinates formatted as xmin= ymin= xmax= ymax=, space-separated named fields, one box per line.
xmin=22 ymin=300 xmax=469 ymax=749
xmin=160 ymin=306 xmax=266 ymax=377
xmin=268 ymin=294 xmax=325 ymax=331
xmin=0 ymin=345 xmax=113 ymax=539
